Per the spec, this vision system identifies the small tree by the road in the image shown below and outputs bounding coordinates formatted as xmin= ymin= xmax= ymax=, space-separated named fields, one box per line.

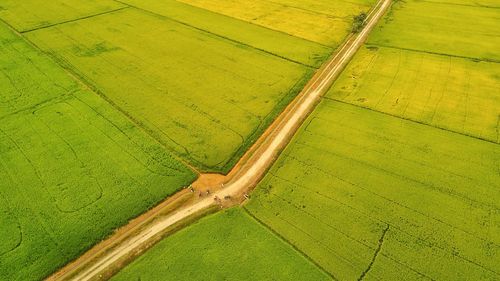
xmin=352 ymin=12 xmax=367 ymax=33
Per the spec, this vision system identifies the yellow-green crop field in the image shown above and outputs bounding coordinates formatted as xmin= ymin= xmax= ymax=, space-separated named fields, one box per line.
xmin=367 ymin=0 xmax=500 ymax=61
xmin=116 ymin=0 xmax=499 ymax=280
xmin=119 ymin=0 xmax=333 ymax=67
xmin=2 ymin=0 xmax=374 ymax=175
xmin=0 ymin=0 xmax=126 ymax=32
xmin=112 ymin=208 xmax=331 ymax=281
xmin=3 ymin=0 xmax=498 ymax=280
xmin=246 ymin=100 xmax=499 ymax=280
xmin=243 ymin=0 xmax=500 ymax=280
xmin=25 ymin=7 xmax=311 ymax=172
xmin=329 ymin=46 xmax=499 ymax=142
xmin=176 ymin=0 xmax=376 ymax=46
xmin=328 ymin=0 xmax=500 ymax=143
xmin=0 ymin=21 xmax=195 ymax=280
xmin=0 ymin=0 xmax=372 ymax=280
xmin=423 ymin=0 xmax=499 ymax=7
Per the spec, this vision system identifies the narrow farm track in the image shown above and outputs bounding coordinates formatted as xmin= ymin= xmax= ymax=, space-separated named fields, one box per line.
xmin=49 ymin=0 xmax=391 ymax=280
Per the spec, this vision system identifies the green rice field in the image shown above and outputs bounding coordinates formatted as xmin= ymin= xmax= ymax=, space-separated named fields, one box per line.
xmin=328 ymin=0 xmax=500 ymax=143
xmin=0 ymin=0 xmax=373 ymax=279
xmin=243 ymin=0 xmax=500 ymax=279
xmin=328 ymin=45 xmax=500 ymax=142
xmin=424 ymin=0 xmax=499 ymax=7
xmin=2 ymin=0 xmax=375 ymax=173
xmin=0 ymin=0 xmax=125 ymax=32
xmin=92 ymin=0 xmax=499 ymax=280
xmin=367 ymin=0 xmax=500 ymax=61
xmin=0 ymin=20 xmax=195 ymax=280
xmin=246 ymin=100 xmax=500 ymax=280
xmin=177 ymin=0 xmax=376 ymax=46
xmin=112 ymin=208 xmax=331 ymax=281
xmin=120 ymin=0 xmax=333 ymax=67
xmin=24 ymin=6 xmax=314 ymax=172
xmin=427 ymin=0 xmax=500 ymax=8
xmin=2 ymin=0 xmax=499 ymax=280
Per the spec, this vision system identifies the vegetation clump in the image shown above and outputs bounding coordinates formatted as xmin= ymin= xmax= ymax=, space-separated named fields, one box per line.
xmin=352 ymin=12 xmax=367 ymax=33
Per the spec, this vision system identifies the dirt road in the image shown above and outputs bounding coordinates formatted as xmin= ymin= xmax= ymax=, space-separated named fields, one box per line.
xmin=52 ymin=1 xmax=391 ymax=279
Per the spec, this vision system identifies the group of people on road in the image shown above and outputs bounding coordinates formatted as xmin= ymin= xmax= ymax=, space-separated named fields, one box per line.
xmin=187 ymin=183 xmax=249 ymax=209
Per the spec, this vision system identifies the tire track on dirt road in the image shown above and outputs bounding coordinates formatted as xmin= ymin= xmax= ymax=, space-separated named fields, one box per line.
xmin=48 ymin=0 xmax=391 ymax=279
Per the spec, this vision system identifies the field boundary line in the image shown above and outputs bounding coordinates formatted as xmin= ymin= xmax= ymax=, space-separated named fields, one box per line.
xmin=366 ymin=43 xmax=500 ymax=64
xmin=241 ymin=0 xmax=351 ymax=20
xmin=418 ymin=0 xmax=500 ymax=9
xmin=243 ymin=207 xmax=339 ymax=281
xmin=496 ymin=116 xmax=499 ymax=143
xmin=20 ymin=7 xmax=130 ymax=34
xmin=0 ymin=94 xmax=75 ymax=121
xmin=324 ymin=98 xmax=500 ymax=145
